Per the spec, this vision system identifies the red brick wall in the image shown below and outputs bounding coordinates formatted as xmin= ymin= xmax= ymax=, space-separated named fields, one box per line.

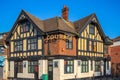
xmin=44 ymin=36 xmax=76 ymax=56
xmin=109 ymin=46 xmax=120 ymax=64
xmin=109 ymin=45 xmax=120 ymax=77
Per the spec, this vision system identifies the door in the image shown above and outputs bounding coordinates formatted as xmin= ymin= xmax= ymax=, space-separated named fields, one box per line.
xmin=48 ymin=60 xmax=53 ymax=80
xmin=14 ymin=62 xmax=18 ymax=78
xmin=34 ymin=65 xmax=39 ymax=80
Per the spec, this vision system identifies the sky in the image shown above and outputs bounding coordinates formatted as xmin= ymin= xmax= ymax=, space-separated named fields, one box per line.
xmin=0 ymin=0 xmax=120 ymax=39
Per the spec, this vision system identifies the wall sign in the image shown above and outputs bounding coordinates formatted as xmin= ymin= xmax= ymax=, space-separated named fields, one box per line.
xmin=44 ymin=34 xmax=72 ymax=43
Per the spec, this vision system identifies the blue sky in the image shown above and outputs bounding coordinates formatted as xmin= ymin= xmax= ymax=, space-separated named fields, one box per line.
xmin=0 ymin=0 xmax=120 ymax=39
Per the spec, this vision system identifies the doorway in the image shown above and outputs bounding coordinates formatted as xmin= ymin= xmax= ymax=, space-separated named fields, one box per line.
xmin=48 ymin=60 xmax=53 ymax=80
xmin=14 ymin=62 xmax=18 ymax=78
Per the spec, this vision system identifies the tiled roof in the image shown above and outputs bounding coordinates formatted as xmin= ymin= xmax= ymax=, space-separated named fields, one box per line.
xmin=23 ymin=10 xmax=44 ymax=32
xmin=74 ymin=14 xmax=94 ymax=32
xmin=23 ymin=10 xmax=94 ymax=34
xmin=24 ymin=10 xmax=76 ymax=34
xmin=44 ymin=17 xmax=76 ymax=33
xmin=113 ymin=36 xmax=120 ymax=42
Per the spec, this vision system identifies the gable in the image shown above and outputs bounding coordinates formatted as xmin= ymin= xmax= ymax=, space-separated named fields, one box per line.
xmin=78 ymin=15 xmax=106 ymax=42
xmin=7 ymin=10 xmax=44 ymax=40
xmin=10 ymin=20 xmax=41 ymax=40
xmin=80 ymin=23 xmax=102 ymax=41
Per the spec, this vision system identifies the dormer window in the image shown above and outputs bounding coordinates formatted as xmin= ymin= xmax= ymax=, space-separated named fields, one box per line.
xmin=89 ymin=24 xmax=95 ymax=34
xmin=21 ymin=21 xmax=30 ymax=33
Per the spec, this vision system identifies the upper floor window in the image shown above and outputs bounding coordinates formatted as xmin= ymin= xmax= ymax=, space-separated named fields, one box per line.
xmin=88 ymin=40 xmax=97 ymax=52
xmin=27 ymin=38 xmax=37 ymax=50
xmin=14 ymin=40 xmax=23 ymax=52
xmin=64 ymin=60 xmax=74 ymax=74
xmin=66 ymin=38 xmax=73 ymax=49
xmin=89 ymin=25 xmax=95 ymax=34
xmin=21 ymin=22 xmax=30 ymax=33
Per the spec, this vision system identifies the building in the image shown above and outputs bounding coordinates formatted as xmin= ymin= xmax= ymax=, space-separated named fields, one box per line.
xmin=109 ymin=36 xmax=120 ymax=77
xmin=7 ymin=6 xmax=112 ymax=80
xmin=0 ymin=32 xmax=9 ymax=80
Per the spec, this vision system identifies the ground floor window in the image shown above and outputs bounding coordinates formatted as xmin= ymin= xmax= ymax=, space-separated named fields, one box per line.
xmin=64 ymin=60 xmax=74 ymax=74
xmin=81 ymin=60 xmax=89 ymax=73
xmin=18 ymin=61 xmax=23 ymax=73
xmin=28 ymin=61 xmax=38 ymax=73
xmin=95 ymin=61 xmax=101 ymax=72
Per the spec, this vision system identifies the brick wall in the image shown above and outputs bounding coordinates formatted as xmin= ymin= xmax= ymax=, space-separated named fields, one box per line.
xmin=109 ymin=45 xmax=120 ymax=77
xmin=44 ymin=36 xmax=76 ymax=56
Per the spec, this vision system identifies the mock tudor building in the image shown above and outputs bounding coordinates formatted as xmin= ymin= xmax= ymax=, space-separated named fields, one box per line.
xmin=7 ymin=6 xmax=112 ymax=80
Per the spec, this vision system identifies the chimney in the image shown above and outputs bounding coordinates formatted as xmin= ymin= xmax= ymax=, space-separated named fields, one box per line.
xmin=62 ymin=5 xmax=69 ymax=21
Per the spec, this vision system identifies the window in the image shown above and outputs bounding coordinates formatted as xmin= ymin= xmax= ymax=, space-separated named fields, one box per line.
xmin=28 ymin=61 xmax=38 ymax=73
xmin=21 ymin=22 xmax=30 ymax=33
xmin=88 ymin=40 xmax=96 ymax=52
xmin=64 ymin=60 xmax=74 ymax=74
xmin=14 ymin=40 xmax=23 ymax=52
xmin=18 ymin=61 xmax=23 ymax=73
xmin=81 ymin=60 xmax=89 ymax=73
xmin=66 ymin=38 xmax=73 ymax=49
xmin=95 ymin=61 xmax=101 ymax=72
xmin=89 ymin=25 xmax=95 ymax=34
xmin=27 ymin=38 xmax=37 ymax=50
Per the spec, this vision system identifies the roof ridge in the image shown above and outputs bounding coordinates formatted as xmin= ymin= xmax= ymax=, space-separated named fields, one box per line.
xmin=23 ymin=10 xmax=43 ymax=21
xmin=74 ymin=13 xmax=95 ymax=23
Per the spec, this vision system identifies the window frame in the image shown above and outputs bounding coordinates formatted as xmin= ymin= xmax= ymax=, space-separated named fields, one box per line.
xmin=64 ymin=60 xmax=74 ymax=74
xmin=95 ymin=61 xmax=101 ymax=72
xmin=20 ymin=21 xmax=30 ymax=33
xmin=89 ymin=25 xmax=95 ymax=35
xmin=14 ymin=40 xmax=23 ymax=52
xmin=18 ymin=61 xmax=23 ymax=73
xmin=28 ymin=61 xmax=38 ymax=73
xmin=66 ymin=38 xmax=73 ymax=49
xmin=27 ymin=38 xmax=37 ymax=50
xmin=81 ymin=60 xmax=89 ymax=73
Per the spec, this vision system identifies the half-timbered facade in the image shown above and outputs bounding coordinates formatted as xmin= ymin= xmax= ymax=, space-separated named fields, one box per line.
xmin=7 ymin=6 xmax=112 ymax=80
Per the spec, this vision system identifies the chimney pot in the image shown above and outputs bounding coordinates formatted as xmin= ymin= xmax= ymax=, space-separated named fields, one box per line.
xmin=62 ymin=5 xmax=69 ymax=21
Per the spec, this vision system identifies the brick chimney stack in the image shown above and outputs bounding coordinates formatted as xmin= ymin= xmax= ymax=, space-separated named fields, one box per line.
xmin=62 ymin=5 xmax=69 ymax=21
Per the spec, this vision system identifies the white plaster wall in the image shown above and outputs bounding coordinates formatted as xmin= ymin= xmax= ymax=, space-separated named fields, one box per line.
xmin=3 ymin=57 xmax=8 ymax=80
xmin=53 ymin=59 xmax=61 ymax=80
xmin=17 ymin=60 xmax=34 ymax=78
xmin=54 ymin=60 xmax=104 ymax=80
xmin=106 ymin=61 xmax=111 ymax=75
xmin=111 ymin=41 xmax=120 ymax=47
xmin=60 ymin=60 xmax=77 ymax=80
xmin=9 ymin=61 xmax=14 ymax=77
xmin=39 ymin=60 xmax=48 ymax=79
